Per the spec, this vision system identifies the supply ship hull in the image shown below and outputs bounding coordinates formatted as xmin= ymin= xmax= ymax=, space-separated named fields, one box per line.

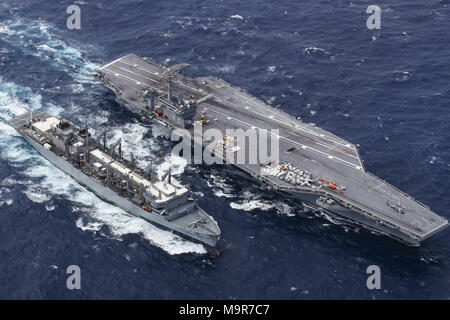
xmin=96 ymin=54 xmax=448 ymax=246
xmin=9 ymin=110 xmax=220 ymax=248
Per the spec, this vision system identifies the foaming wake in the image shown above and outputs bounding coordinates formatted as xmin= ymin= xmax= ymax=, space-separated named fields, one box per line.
xmin=0 ymin=17 xmax=100 ymax=84
xmin=204 ymin=172 xmax=295 ymax=216
xmin=151 ymin=123 xmax=172 ymax=139
xmin=0 ymin=77 xmax=206 ymax=255
xmin=206 ymin=174 xmax=236 ymax=198
xmin=157 ymin=155 xmax=188 ymax=179
xmin=107 ymin=122 xmax=161 ymax=166
xmin=230 ymin=199 xmax=293 ymax=216
xmin=107 ymin=122 xmax=189 ymax=183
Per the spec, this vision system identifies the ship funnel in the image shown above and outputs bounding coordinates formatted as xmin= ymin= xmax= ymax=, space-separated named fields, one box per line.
xmin=150 ymin=92 xmax=156 ymax=108
xmin=96 ymin=129 xmax=108 ymax=150
xmin=149 ymin=163 xmax=158 ymax=182
xmin=83 ymin=120 xmax=90 ymax=162
xmin=167 ymin=78 xmax=172 ymax=102
xmin=110 ymin=138 xmax=122 ymax=158
xmin=161 ymin=168 xmax=172 ymax=183
xmin=130 ymin=152 xmax=135 ymax=169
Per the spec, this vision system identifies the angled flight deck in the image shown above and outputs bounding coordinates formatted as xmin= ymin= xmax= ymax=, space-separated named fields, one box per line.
xmin=96 ymin=54 xmax=448 ymax=245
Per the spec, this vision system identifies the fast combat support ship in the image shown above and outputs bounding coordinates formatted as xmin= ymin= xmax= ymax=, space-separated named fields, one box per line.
xmin=95 ymin=54 xmax=448 ymax=246
xmin=9 ymin=110 xmax=221 ymax=247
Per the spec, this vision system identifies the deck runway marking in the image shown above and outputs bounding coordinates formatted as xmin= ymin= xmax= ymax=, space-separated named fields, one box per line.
xmin=111 ymin=64 xmax=158 ymax=83
xmin=332 ymin=148 xmax=348 ymax=155
xmin=210 ymin=95 xmax=358 ymax=153
xmin=207 ymin=107 xmax=361 ymax=170
xmin=210 ymin=98 xmax=359 ymax=162
xmin=99 ymin=57 xmax=123 ymax=70
xmin=102 ymin=67 xmax=154 ymax=89
xmin=118 ymin=59 xmax=202 ymax=93
xmin=218 ymin=85 xmax=356 ymax=151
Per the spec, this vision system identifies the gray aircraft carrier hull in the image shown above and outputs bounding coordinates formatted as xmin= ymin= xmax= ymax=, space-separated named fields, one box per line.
xmin=288 ymin=190 xmax=427 ymax=246
xmin=96 ymin=54 xmax=448 ymax=246
xmin=19 ymin=133 xmax=219 ymax=248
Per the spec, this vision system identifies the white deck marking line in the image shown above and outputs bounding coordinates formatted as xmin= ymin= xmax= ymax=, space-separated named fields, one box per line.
xmin=110 ymin=63 xmax=158 ymax=84
xmin=210 ymin=96 xmax=360 ymax=162
xmin=118 ymin=59 xmax=203 ymax=94
xmin=210 ymin=94 xmax=357 ymax=152
xmin=216 ymin=84 xmax=356 ymax=150
xmin=99 ymin=57 xmax=123 ymax=70
xmin=207 ymin=107 xmax=361 ymax=170
xmin=102 ymin=67 xmax=152 ymax=89
xmin=253 ymin=109 xmax=356 ymax=152
xmin=120 ymin=61 xmax=192 ymax=87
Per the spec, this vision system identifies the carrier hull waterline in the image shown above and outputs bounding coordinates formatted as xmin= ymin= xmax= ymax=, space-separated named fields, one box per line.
xmin=9 ymin=110 xmax=220 ymax=248
xmin=96 ymin=54 xmax=448 ymax=246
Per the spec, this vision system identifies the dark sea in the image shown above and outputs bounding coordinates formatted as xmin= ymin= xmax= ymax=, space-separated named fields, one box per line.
xmin=0 ymin=0 xmax=449 ymax=299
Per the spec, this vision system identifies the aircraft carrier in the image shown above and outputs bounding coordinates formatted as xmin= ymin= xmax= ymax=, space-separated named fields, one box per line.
xmin=9 ymin=110 xmax=221 ymax=247
xmin=95 ymin=53 xmax=448 ymax=246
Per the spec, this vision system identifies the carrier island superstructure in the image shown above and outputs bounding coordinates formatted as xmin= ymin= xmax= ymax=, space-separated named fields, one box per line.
xmin=96 ymin=54 xmax=448 ymax=246
xmin=9 ymin=110 xmax=221 ymax=247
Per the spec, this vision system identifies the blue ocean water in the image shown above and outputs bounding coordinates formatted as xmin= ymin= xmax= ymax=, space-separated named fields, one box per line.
xmin=0 ymin=0 xmax=449 ymax=299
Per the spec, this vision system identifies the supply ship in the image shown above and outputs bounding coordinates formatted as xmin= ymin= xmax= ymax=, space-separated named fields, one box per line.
xmin=9 ymin=110 xmax=221 ymax=247
xmin=95 ymin=54 xmax=448 ymax=245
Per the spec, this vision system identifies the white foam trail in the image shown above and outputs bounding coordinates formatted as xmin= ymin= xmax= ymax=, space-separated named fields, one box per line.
xmin=230 ymin=199 xmax=293 ymax=216
xmin=105 ymin=122 xmax=187 ymax=183
xmin=0 ymin=18 xmax=100 ymax=84
xmin=208 ymin=64 xmax=236 ymax=74
xmin=230 ymin=200 xmax=275 ymax=211
xmin=107 ymin=122 xmax=161 ymax=167
xmin=157 ymin=155 xmax=188 ymax=179
xmin=0 ymin=78 xmax=205 ymax=255
xmin=152 ymin=123 xmax=172 ymax=139
xmin=0 ymin=199 xmax=13 ymax=206
xmin=0 ymin=186 xmax=13 ymax=206
xmin=21 ymin=164 xmax=206 ymax=255
xmin=303 ymin=47 xmax=330 ymax=57
xmin=207 ymin=174 xmax=236 ymax=198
